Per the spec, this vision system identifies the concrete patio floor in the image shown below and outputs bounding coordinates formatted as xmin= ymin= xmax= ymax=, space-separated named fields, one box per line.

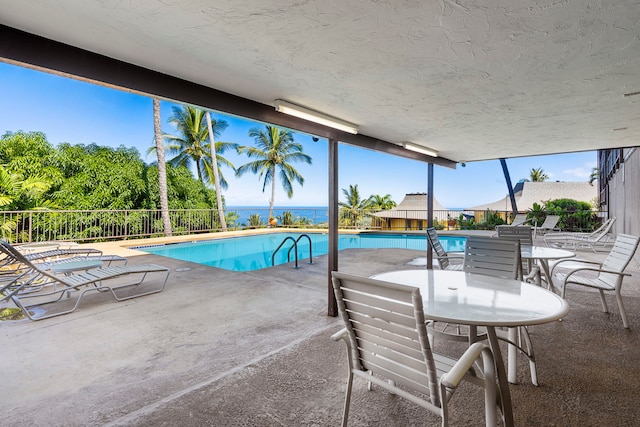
xmin=3 ymin=232 xmax=640 ymax=426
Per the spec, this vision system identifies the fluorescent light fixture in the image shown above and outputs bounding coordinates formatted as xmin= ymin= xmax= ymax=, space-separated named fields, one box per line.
xmin=274 ymin=99 xmax=358 ymax=134
xmin=402 ymin=142 xmax=438 ymax=157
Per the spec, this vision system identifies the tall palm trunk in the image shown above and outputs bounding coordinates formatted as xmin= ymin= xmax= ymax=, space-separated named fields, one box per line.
xmin=153 ymin=99 xmax=172 ymax=236
xmin=205 ymin=112 xmax=227 ymax=232
xmin=269 ymin=166 xmax=276 ymax=220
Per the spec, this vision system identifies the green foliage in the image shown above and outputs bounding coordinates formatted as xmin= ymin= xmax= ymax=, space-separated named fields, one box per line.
xmin=236 ymin=125 xmax=312 ymax=218
xmin=0 ymin=131 xmax=61 ymax=184
xmin=529 ymin=167 xmax=549 ymax=182
xmin=457 ymin=213 xmax=475 ymax=229
xmin=469 ymin=209 xmax=505 ymax=230
xmin=589 ymin=167 xmax=598 ymax=186
xmin=527 ymin=202 xmax=545 ymax=227
xmin=160 ymin=106 xmax=237 ymax=187
xmin=544 ymin=198 xmax=598 ymax=231
xmin=146 ymin=165 xmax=219 ymax=209
xmin=0 ymin=164 xmax=55 ymax=211
xmin=246 ymin=213 xmax=265 ymax=228
xmin=339 ymin=184 xmax=374 ymax=227
xmin=367 ymin=194 xmax=397 ymax=210
xmin=225 ymin=211 xmax=240 ymax=230
xmin=277 ymin=211 xmax=294 ymax=226
xmin=51 ymin=143 xmax=147 ymax=209
xmin=275 ymin=210 xmax=314 ymax=227
xmin=0 ymin=131 xmax=218 ymax=212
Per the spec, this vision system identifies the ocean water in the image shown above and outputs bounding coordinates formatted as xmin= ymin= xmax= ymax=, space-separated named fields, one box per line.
xmin=226 ymin=206 xmax=329 ymax=225
xmin=225 ymin=206 xmax=465 ymax=226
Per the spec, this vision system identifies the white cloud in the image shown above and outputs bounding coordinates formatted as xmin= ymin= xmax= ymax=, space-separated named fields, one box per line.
xmin=562 ymin=167 xmax=591 ymax=179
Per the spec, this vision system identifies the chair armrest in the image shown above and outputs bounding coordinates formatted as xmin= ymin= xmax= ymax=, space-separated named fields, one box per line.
xmin=331 ymin=328 xmax=348 ymax=342
xmin=445 ymin=252 xmax=464 ymax=258
xmin=440 ymin=342 xmax=494 ymax=388
xmin=550 ymin=258 xmax=601 ymax=276
xmin=564 ymin=267 xmax=632 ymax=282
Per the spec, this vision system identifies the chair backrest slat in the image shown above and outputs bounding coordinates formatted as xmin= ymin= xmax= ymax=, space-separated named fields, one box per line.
xmin=538 ymin=215 xmax=560 ymax=229
xmin=600 ymin=234 xmax=640 ymax=286
xmin=590 ymin=217 xmax=615 ymax=237
xmin=463 ymin=236 xmax=520 ymax=280
xmin=426 ymin=227 xmax=450 ymax=269
xmin=496 ymin=225 xmax=533 ymax=278
xmin=510 ymin=213 xmax=529 ymax=226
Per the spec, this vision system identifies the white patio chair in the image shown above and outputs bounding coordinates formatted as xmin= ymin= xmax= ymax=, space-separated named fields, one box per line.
xmin=551 ymin=233 xmax=640 ymax=328
xmin=426 ymin=227 xmax=463 ymax=271
xmin=331 ymin=271 xmax=501 ymax=427
xmin=496 ymin=225 xmax=541 ymax=285
xmin=433 ymin=236 xmax=539 ymax=385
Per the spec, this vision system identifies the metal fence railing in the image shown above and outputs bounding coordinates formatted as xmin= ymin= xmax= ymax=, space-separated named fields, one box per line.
xmin=0 ymin=208 xmax=608 ymax=244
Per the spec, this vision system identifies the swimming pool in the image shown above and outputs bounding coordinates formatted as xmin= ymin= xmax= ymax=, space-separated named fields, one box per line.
xmin=136 ymin=233 xmax=467 ymax=272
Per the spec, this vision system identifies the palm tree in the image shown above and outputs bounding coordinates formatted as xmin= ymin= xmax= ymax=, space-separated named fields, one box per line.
xmin=153 ymin=98 xmax=172 ymax=236
xmin=529 ymin=167 xmax=549 ymax=182
xmin=339 ymin=184 xmax=374 ymax=227
xmin=246 ymin=213 xmax=265 ymax=228
xmin=367 ymin=194 xmax=396 ymax=210
xmin=161 ymin=105 xmax=237 ymax=188
xmin=0 ymin=165 xmax=54 ymax=240
xmin=589 ymin=167 xmax=598 ymax=186
xmin=236 ymin=125 xmax=312 ymax=219
xmin=205 ymin=111 xmax=227 ymax=231
xmin=0 ymin=165 xmax=53 ymax=210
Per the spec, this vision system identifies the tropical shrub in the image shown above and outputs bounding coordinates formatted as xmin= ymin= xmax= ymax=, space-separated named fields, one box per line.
xmin=246 ymin=214 xmax=265 ymax=228
xmin=527 ymin=202 xmax=545 ymax=227
xmin=277 ymin=211 xmax=294 ymax=226
xmin=544 ymin=198 xmax=599 ymax=231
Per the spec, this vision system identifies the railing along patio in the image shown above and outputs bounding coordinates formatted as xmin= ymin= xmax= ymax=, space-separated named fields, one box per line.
xmin=0 ymin=208 xmax=608 ymax=244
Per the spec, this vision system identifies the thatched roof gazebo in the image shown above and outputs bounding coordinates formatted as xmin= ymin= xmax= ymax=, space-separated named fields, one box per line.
xmin=370 ymin=193 xmax=448 ymax=230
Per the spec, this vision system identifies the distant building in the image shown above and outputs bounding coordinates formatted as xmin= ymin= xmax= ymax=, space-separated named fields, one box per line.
xmin=370 ymin=193 xmax=447 ymax=230
xmin=467 ymin=181 xmax=597 ymax=222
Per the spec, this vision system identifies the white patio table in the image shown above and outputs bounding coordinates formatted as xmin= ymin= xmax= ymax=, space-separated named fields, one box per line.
xmin=371 ymin=269 xmax=570 ymax=427
xmin=521 ymin=245 xmax=575 ymax=288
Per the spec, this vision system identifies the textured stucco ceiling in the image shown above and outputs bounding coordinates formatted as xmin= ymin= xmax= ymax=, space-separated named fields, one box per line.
xmin=1 ymin=0 xmax=639 ymax=162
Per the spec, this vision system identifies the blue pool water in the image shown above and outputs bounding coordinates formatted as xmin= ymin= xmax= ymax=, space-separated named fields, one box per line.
xmin=136 ymin=233 xmax=467 ymax=272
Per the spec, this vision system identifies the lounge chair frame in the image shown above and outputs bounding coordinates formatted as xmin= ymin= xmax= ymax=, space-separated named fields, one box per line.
xmin=544 ymin=217 xmax=616 ymax=252
xmin=0 ymin=241 xmax=169 ymax=321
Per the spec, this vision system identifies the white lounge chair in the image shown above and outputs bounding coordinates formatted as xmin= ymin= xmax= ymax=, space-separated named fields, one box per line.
xmin=551 ymin=233 xmax=640 ymax=328
xmin=507 ymin=213 xmax=530 ymax=227
xmin=544 ymin=217 xmax=616 ymax=252
xmin=331 ymin=271 xmax=501 ymax=426
xmin=533 ymin=215 xmax=560 ymax=237
xmin=0 ymin=240 xmax=169 ymax=321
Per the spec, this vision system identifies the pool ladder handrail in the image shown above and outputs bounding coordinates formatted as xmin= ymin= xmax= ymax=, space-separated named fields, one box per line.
xmin=272 ymin=234 xmax=314 ymax=268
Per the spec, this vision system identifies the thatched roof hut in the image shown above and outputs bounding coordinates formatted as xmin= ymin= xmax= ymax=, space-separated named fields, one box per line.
xmin=467 ymin=182 xmax=597 ymax=212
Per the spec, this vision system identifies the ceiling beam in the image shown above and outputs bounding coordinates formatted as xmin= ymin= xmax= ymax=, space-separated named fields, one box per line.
xmin=0 ymin=24 xmax=456 ymax=168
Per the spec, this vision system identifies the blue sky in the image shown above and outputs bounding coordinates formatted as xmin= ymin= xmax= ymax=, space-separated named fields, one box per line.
xmin=0 ymin=61 xmax=597 ymax=208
